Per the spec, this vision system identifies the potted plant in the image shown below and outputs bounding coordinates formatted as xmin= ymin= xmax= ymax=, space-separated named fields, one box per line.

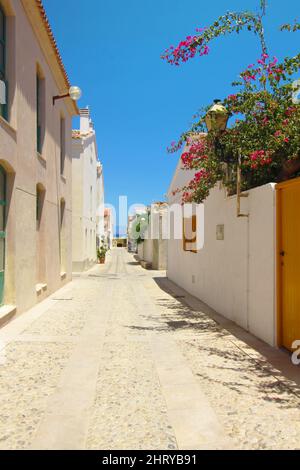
xmin=97 ymin=246 xmax=107 ymax=264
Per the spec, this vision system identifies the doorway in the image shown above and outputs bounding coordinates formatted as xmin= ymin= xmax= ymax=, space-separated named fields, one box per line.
xmin=277 ymin=177 xmax=300 ymax=351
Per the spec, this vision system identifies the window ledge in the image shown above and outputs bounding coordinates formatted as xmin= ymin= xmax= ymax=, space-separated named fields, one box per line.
xmin=0 ymin=115 xmax=17 ymax=135
xmin=0 ymin=305 xmax=17 ymax=327
xmin=36 ymin=283 xmax=47 ymax=295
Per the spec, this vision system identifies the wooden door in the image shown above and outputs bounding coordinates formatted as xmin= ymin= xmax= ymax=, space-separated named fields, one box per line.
xmin=277 ymin=178 xmax=300 ymax=351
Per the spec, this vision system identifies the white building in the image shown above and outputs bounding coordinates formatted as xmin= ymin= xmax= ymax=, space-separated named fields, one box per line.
xmin=72 ymin=108 xmax=104 ymax=271
xmin=96 ymin=161 xmax=105 ymax=248
xmin=136 ymin=203 xmax=168 ymax=270
xmin=104 ymin=208 xmax=113 ymax=249
xmin=167 ymin=147 xmax=277 ymax=348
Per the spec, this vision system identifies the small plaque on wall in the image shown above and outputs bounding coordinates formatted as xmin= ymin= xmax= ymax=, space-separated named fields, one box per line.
xmin=216 ymin=224 xmax=225 ymax=240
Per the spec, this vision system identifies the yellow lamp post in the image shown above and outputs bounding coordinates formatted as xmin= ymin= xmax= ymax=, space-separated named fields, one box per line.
xmin=205 ymin=99 xmax=230 ymax=133
xmin=205 ymin=99 xmax=248 ymax=218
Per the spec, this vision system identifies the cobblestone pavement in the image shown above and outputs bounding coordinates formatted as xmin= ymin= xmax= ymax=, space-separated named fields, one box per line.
xmin=0 ymin=248 xmax=300 ymax=450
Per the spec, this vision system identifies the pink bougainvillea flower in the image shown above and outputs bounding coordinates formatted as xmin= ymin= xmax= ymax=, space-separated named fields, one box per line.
xmin=247 ymin=150 xmax=273 ymax=169
xmin=200 ymin=45 xmax=210 ymax=56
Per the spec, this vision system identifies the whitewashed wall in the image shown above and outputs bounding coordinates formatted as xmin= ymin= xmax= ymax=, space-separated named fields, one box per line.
xmin=167 ymin=183 xmax=277 ymax=346
xmin=72 ymin=122 xmax=99 ymax=271
xmin=143 ymin=239 xmax=153 ymax=265
xmin=137 ymin=243 xmax=144 ymax=260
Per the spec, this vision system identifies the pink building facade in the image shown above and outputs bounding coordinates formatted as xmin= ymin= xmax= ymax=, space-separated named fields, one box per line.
xmin=0 ymin=0 xmax=78 ymax=325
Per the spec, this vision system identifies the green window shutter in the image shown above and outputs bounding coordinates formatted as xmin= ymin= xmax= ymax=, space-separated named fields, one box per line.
xmin=36 ymin=75 xmax=42 ymax=153
xmin=0 ymin=5 xmax=8 ymax=121
xmin=60 ymin=118 xmax=66 ymax=174
xmin=37 ymin=124 xmax=42 ymax=154
xmin=2 ymin=79 xmax=8 ymax=121
xmin=0 ymin=7 xmax=5 ymax=76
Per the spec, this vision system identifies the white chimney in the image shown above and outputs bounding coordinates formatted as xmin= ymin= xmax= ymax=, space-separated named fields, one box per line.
xmin=80 ymin=108 xmax=91 ymax=133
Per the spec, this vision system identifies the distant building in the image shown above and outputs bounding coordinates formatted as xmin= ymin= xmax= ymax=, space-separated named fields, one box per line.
xmin=96 ymin=162 xmax=105 ymax=248
xmin=127 ymin=206 xmax=148 ymax=253
xmin=113 ymin=238 xmax=127 ymax=248
xmin=72 ymin=108 xmax=104 ymax=271
xmin=137 ymin=203 xmax=168 ymax=270
xmin=0 ymin=0 xmax=78 ymax=324
xmin=127 ymin=215 xmax=137 ymax=252
xmin=104 ymin=208 xmax=113 ymax=249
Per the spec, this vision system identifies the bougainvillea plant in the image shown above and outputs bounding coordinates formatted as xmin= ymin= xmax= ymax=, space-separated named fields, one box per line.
xmin=164 ymin=1 xmax=300 ymax=204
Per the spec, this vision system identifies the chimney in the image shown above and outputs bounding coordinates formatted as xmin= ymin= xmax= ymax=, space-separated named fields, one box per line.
xmin=80 ymin=108 xmax=91 ymax=133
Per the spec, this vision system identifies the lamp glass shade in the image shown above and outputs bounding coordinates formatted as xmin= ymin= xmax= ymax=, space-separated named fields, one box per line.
xmin=69 ymin=86 xmax=82 ymax=101
xmin=205 ymin=101 xmax=229 ymax=132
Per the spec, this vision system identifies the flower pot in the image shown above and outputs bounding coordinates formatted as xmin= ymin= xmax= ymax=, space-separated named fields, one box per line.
xmin=98 ymin=257 xmax=106 ymax=264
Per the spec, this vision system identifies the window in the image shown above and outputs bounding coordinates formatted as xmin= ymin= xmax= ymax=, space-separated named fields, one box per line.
xmin=60 ymin=199 xmax=66 ymax=272
xmin=183 ymin=215 xmax=198 ymax=253
xmin=36 ymin=184 xmax=46 ymax=284
xmin=36 ymin=185 xmax=45 ymax=228
xmin=36 ymin=71 xmax=45 ymax=154
xmin=0 ymin=5 xmax=7 ymax=120
xmin=60 ymin=117 xmax=66 ymax=175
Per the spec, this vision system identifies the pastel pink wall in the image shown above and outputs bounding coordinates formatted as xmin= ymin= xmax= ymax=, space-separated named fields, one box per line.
xmin=0 ymin=0 xmax=74 ymax=314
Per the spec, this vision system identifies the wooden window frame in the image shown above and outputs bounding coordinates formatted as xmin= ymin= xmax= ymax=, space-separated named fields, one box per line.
xmin=183 ymin=215 xmax=198 ymax=253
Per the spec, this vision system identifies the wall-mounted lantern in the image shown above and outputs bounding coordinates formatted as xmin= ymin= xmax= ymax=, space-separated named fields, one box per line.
xmin=205 ymin=99 xmax=248 ymax=218
xmin=205 ymin=99 xmax=230 ymax=133
xmin=205 ymin=99 xmax=233 ymax=164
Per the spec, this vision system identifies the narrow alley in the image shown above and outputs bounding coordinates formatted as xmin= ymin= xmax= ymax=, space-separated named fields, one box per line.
xmin=1 ymin=249 xmax=300 ymax=450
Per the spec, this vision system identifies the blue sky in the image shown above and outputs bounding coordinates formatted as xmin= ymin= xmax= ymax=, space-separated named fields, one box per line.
xmin=44 ymin=0 xmax=299 ymax=228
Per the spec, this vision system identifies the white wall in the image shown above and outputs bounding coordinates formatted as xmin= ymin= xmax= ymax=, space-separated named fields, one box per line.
xmin=72 ymin=121 xmax=100 ymax=271
xmin=96 ymin=164 xmax=105 ymax=247
xmin=167 ymin=183 xmax=277 ymax=347
xmin=143 ymin=239 xmax=153 ymax=264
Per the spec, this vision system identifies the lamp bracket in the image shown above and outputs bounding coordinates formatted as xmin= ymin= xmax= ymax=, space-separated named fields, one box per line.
xmin=53 ymin=93 xmax=70 ymax=106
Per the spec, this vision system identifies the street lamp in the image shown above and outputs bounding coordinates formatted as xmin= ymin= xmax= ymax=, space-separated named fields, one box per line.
xmin=205 ymin=99 xmax=232 ymax=163
xmin=205 ymin=99 xmax=229 ymax=133
xmin=53 ymin=85 xmax=82 ymax=106
xmin=205 ymin=99 xmax=248 ymax=218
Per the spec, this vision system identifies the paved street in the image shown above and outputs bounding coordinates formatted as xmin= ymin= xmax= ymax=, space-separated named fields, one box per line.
xmin=1 ymin=248 xmax=300 ymax=450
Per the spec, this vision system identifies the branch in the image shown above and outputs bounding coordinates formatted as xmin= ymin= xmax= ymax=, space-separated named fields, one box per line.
xmin=162 ymin=11 xmax=268 ymax=66
xmin=281 ymin=21 xmax=300 ymax=33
